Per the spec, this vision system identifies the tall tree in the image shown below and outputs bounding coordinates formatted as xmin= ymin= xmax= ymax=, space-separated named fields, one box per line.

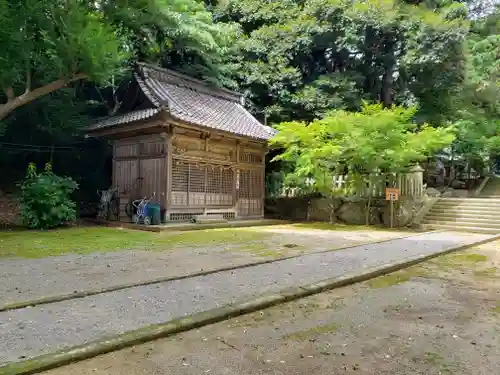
xmin=447 ymin=4 xmax=500 ymax=174
xmin=270 ymin=103 xmax=455 ymax=223
xmin=0 ymin=0 xmax=240 ymax=122
xmin=215 ymin=0 xmax=469 ymax=123
xmin=98 ymin=0 xmax=240 ymax=83
xmin=0 ymin=0 xmax=127 ymax=121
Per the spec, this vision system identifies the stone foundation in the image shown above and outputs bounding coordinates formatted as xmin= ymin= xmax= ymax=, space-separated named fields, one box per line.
xmin=265 ymin=196 xmax=426 ymax=227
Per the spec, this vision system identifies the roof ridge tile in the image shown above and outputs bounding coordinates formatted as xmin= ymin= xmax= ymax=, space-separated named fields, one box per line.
xmin=138 ymin=63 xmax=242 ymax=103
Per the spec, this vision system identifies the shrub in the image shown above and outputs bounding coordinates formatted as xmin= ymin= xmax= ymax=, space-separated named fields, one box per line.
xmin=19 ymin=163 xmax=78 ymax=229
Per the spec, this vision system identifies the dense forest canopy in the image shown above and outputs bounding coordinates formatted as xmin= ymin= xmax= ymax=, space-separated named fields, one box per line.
xmin=0 ymin=0 xmax=498 ymax=196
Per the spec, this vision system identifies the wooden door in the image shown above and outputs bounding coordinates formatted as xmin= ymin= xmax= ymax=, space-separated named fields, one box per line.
xmin=114 ymin=159 xmax=139 ymax=196
xmin=138 ymin=158 xmax=166 ymax=203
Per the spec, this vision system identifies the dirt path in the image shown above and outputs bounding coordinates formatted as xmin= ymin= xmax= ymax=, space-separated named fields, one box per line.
xmin=0 ymin=231 xmax=491 ymax=365
xmin=0 ymin=226 xmax=411 ymax=305
xmin=42 ymin=240 xmax=500 ymax=375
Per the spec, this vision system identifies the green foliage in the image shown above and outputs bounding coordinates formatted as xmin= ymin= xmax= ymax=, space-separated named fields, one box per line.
xmin=270 ymin=103 xmax=455 ymax=197
xmin=217 ymin=0 xmax=469 ymax=123
xmin=448 ymin=5 xmax=500 ymax=171
xmin=0 ymin=0 xmax=128 ymax=89
xmin=99 ymin=0 xmax=240 ymax=84
xmin=0 ymin=0 xmax=239 ymax=121
xmin=19 ymin=162 xmax=78 ymax=229
xmin=2 ymin=0 xmax=499 ymax=201
xmin=0 ymin=0 xmax=240 ymax=198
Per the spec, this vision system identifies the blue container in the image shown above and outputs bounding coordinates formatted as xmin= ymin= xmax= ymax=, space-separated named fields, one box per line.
xmin=146 ymin=202 xmax=161 ymax=225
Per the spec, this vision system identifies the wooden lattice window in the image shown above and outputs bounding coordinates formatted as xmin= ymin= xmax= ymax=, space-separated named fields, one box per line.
xmin=205 ymin=166 xmax=234 ymax=206
xmin=241 ymin=151 xmax=262 ymax=164
xmin=206 ymin=166 xmax=222 ymax=205
xmin=189 ymin=164 xmax=206 ymax=206
xmin=206 ymin=166 xmax=222 ymax=193
xmin=238 ymin=170 xmax=250 ymax=198
xmin=189 ymin=165 xmax=205 ymax=193
xmin=237 ymin=168 xmax=263 ymax=217
xmin=172 ymin=161 xmax=189 ymax=192
xmin=171 ymin=159 xmax=235 ymax=207
xmin=221 ymin=168 xmax=234 ymax=205
xmin=172 ymin=161 xmax=188 ymax=206
xmin=222 ymin=169 xmax=234 ymax=194
xmin=250 ymin=169 xmax=263 ymax=198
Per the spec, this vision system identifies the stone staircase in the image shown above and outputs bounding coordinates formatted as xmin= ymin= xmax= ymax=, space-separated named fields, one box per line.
xmin=422 ymin=197 xmax=500 ymax=234
xmin=478 ymin=176 xmax=500 ymax=197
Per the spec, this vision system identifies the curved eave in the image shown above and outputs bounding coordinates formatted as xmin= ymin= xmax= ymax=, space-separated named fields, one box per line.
xmin=165 ymin=113 xmax=273 ymax=143
xmin=86 ymin=109 xmax=166 ymax=138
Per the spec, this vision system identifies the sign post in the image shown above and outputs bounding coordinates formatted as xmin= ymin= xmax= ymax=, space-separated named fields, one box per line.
xmin=385 ymin=188 xmax=400 ymax=229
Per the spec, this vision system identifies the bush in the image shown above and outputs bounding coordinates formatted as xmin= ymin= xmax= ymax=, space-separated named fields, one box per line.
xmin=19 ymin=163 xmax=78 ymax=229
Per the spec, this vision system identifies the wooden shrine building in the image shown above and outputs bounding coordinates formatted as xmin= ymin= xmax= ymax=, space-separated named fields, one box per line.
xmin=87 ymin=63 xmax=276 ymax=222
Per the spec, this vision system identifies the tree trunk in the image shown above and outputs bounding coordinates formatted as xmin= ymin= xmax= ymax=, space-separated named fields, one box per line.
xmin=0 ymin=74 xmax=88 ymax=120
xmin=380 ymin=33 xmax=396 ymax=107
xmin=364 ymin=26 xmax=378 ymax=95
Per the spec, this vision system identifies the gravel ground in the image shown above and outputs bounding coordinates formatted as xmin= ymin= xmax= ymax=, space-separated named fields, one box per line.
xmin=0 ymin=231 xmax=491 ymax=364
xmin=43 ymin=241 xmax=500 ymax=375
xmin=0 ymin=227 xmax=410 ymax=305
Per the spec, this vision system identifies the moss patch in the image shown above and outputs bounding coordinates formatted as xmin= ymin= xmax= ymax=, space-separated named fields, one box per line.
xmin=423 ymin=351 xmax=446 ymax=365
xmin=427 ymin=252 xmax=489 ymax=273
xmin=227 ymin=310 xmax=274 ymax=328
xmin=450 ymin=253 xmax=488 ymax=263
xmin=0 ymin=227 xmax=272 ymax=258
xmin=218 ymin=241 xmax=287 ymax=259
xmin=473 ymin=267 xmax=498 ymax=277
xmin=286 ymin=222 xmax=396 ymax=232
xmin=284 ymin=323 xmax=338 ymax=341
xmin=368 ymin=268 xmax=427 ymax=289
xmin=490 ymin=306 xmax=500 ymax=314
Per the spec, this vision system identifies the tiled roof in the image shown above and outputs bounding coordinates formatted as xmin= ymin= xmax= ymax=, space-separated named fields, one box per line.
xmin=91 ymin=64 xmax=277 ymax=141
xmin=89 ymin=108 xmax=161 ymax=130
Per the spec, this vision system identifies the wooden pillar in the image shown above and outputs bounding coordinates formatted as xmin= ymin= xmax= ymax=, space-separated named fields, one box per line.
xmin=204 ymin=134 xmax=209 ymax=212
xmin=111 ymin=141 xmax=117 ymax=189
xmin=261 ymin=146 xmax=267 ymax=218
xmin=234 ymin=141 xmax=241 ymax=217
xmin=165 ymin=127 xmax=173 ymax=221
xmin=111 ymin=141 xmax=118 ymax=220
xmin=187 ymin=164 xmax=191 ymax=206
xmin=136 ymin=139 xmax=142 ymax=197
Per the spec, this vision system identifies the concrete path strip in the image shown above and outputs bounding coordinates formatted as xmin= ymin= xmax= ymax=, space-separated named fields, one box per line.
xmin=0 ymin=231 xmax=497 ymax=375
xmin=0 ymin=231 xmax=428 ymax=313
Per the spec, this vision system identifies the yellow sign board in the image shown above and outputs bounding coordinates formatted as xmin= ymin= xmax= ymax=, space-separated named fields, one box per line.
xmin=385 ymin=188 xmax=400 ymax=201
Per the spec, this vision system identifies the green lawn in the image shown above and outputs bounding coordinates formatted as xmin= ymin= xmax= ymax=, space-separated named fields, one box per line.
xmin=0 ymin=221 xmax=406 ymax=259
xmin=0 ymin=226 xmax=269 ymax=258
